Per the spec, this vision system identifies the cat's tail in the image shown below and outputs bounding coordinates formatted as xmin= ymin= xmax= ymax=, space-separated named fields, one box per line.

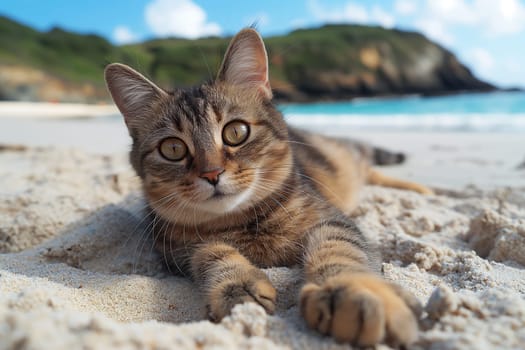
xmin=372 ymin=147 xmax=406 ymax=166
xmin=367 ymin=168 xmax=434 ymax=195
xmin=325 ymin=135 xmax=405 ymax=165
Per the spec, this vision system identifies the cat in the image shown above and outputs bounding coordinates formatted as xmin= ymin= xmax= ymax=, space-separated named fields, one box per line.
xmin=104 ymin=28 xmax=432 ymax=347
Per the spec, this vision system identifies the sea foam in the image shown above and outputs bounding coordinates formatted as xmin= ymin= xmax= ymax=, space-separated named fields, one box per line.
xmin=284 ymin=113 xmax=525 ymax=132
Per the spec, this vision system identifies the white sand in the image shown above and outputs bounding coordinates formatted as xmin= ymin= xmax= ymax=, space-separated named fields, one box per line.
xmin=1 ymin=108 xmax=525 ymax=349
xmin=0 ymin=102 xmax=118 ymax=119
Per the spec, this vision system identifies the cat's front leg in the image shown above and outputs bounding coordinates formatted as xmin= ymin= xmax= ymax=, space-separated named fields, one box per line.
xmin=190 ymin=242 xmax=276 ymax=321
xmin=300 ymin=220 xmax=422 ymax=347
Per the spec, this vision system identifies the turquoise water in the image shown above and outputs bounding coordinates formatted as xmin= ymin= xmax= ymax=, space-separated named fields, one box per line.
xmin=279 ymin=91 xmax=525 ymax=131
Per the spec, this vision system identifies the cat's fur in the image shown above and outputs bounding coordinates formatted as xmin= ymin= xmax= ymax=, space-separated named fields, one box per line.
xmin=105 ymin=29 xmax=431 ymax=347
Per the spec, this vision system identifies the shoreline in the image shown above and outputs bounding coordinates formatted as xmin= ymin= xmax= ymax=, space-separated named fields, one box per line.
xmin=1 ymin=88 xmax=522 ymax=118
xmin=277 ymin=88 xmax=523 ymax=105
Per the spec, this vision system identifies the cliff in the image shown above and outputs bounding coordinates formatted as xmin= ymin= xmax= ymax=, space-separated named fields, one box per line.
xmin=0 ymin=16 xmax=495 ymax=103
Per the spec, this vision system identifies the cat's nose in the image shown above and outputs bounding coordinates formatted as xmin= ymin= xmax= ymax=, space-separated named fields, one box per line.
xmin=199 ymin=167 xmax=225 ymax=186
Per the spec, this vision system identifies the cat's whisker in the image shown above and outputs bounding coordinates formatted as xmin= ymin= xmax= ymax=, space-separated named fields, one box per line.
xmin=129 ymin=193 xmax=182 ymax=272
xmin=169 ymin=193 xmax=200 ymax=275
xmin=253 ymin=165 xmax=347 ymax=207
xmin=112 ymin=192 xmax=176 ymax=273
xmin=133 ymin=212 xmax=161 ymax=274
xmin=129 ymin=191 xmax=187 ymax=274
xmin=284 ymin=140 xmax=318 ymax=148
xmin=115 ymin=210 xmax=154 ymax=273
xmin=193 ymin=42 xmax=213 ymax=82
xmin=191 ymin=202 xmax=205 ymax=242
xmin=155 ymin=194 xmax=200 ymax=275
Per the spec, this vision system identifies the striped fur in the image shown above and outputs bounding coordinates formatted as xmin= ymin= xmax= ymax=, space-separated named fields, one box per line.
xmin=104 ymin=28 xmax=428 ymax=347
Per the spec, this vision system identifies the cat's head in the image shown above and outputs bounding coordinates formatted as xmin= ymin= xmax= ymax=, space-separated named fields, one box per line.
xmin=104 ymin=29 xmax=292 ymax=222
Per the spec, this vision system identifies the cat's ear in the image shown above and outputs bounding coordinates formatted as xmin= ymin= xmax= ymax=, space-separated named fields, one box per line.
xmin=217 ymin=28 xmax=272 ymax=99
xmin=104 ymin=63 xmax=167 ymax=128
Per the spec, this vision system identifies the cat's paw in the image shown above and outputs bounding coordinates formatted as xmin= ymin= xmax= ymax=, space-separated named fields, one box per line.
xmin=300 ymin=273 xmax=421 ymax=347
xmin=207 ymin=269 xmax=276 ymax=321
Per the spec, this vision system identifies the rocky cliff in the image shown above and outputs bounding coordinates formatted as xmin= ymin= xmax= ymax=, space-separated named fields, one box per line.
xmin=264 ymin=25 xmax=495 ymax=101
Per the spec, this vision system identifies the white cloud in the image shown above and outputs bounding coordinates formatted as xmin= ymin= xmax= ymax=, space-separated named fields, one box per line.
xmin=307 ymin=0 xmax=396 ymax=28
xmin=308 ymin=0 xmax=525 ymax=39
xmin=473 ymin=0 xmax=525 ymax=35
xmin=341 ymin=3 xmax=369 ymax=24
xmin=113 ymin=26 xmax=138 ymax=44
xmin=394 ymin=0 xmax=418 ymax=15
xmin=466 ymin=48 xmax=494 ymax=72
xmin=415 ymin=0 xmax=525 ymax=40
xmin=371 ymin=6 xmax=395 ymax=28
xmin=413 ymin=18 xmax=455 ymax=45
xmin=145 ymin=0 xmax=221 ymax=39
xmin=426 ymin=0 xmax=476 ymax=25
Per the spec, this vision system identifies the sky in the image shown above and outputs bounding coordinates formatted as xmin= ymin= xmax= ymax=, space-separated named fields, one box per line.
xmin=1 ymin=0 xmax=524 ymax=88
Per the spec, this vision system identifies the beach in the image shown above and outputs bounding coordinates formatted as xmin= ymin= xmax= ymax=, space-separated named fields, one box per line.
xmin=1 ymin=102 xmax=524 ymax=349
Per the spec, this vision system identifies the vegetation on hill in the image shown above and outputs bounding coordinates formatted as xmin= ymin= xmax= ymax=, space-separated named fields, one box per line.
xmin=0 ymin=16 xmax=495 ymax=103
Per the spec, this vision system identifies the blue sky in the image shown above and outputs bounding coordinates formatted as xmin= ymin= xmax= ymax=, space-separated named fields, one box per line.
xmin=1 ymin=0 xmax=524 ymax=87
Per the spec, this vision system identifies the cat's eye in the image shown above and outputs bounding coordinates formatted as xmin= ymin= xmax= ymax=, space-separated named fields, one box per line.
xmin=222 ymin=121 xmax=250 ymax=146
xmin=159 ymin=137 xmax=188 ymax=161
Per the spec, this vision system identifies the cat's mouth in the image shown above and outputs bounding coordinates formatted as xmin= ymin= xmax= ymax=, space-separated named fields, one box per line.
xmin=192 ymin=172 xmax=258 ymax=214
xmin=210 ymin=188 xmax=227 ymax=199
xmin=200 ymin=185 xmax=236 ymax=201
xmin=204 ymin=181 xmax=243 ymax=201
xmin=194 ymin=183 xmax=256 ymax=215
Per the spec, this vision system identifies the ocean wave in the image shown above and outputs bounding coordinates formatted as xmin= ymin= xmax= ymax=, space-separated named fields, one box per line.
xmin=284 ymin=113 xmax=525 ymax=132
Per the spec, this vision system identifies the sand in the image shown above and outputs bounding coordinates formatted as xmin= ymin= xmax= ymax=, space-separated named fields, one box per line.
xmin=0 ymin=102 xmax=118 ymax=119
xmin=1 ymin=109 xmax=525 ymax=349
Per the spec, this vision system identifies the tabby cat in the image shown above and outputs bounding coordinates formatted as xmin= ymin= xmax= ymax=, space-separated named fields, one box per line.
xmin=104 ymin=29 xmax=432 ymax=347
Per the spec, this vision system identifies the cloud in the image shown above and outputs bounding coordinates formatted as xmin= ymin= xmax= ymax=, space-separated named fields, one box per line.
xmin=307 ymin=0 xmax=396 ymax=28
xmin=308 ymin=0 xmax=525 ymax=40
xmin=472 ymin=0 xmax=525 ymax=35
xmin=394 ymin=0 xmax=418 ymax=15
xmin=145 ymin=0 xmax=221 ymax=39
xmin=466 ymin=48 xmax=494 ymax=72
xmin=415 ymin=0 xmax=525 ymax=41
xmin=371 ymin=6 xmax=395 ymax=28
xmin=113 ymin=26 xmax=138 ymax=44
xmin=425 ymin=0 xmax=476 ymax=25
xmin=413 ymin=18 xmax=455 ymax=46
xmin=340 ymin=3 xmax=369 ymax=24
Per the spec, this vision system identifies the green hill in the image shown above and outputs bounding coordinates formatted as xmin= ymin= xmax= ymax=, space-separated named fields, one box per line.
xmin=0 ymin=15 xmax=494 ymax=103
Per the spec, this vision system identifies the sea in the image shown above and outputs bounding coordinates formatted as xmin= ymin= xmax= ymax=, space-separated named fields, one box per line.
xmin=279 ymin=91 xmax=525 ymax=132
